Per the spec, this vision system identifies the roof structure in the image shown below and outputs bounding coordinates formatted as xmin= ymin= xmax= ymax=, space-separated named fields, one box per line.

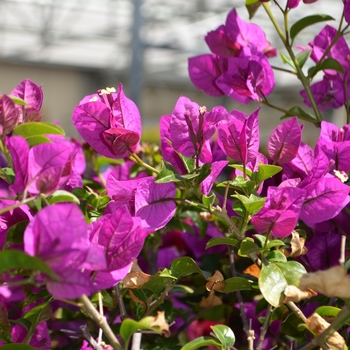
xmin=0 ymin=0 xmax=344 ymax=100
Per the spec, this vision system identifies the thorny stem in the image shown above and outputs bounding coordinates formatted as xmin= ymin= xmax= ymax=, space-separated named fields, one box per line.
xmin=229 ymin=247 xmax=255 ymax=350
xmin=80 ymin=325 xmax=103 ymax=350
xmin=114 ymin=283 xmax=128 ymax=320
xmin=256 ymin=304 xmax=273 ymax=350
xmin=79 ymin=294 xmax=122 ymax=350
xmin=262 ymin=2 xmax=323 ymax=125
xmin=298 ymin=305 xmax=350 ymax=350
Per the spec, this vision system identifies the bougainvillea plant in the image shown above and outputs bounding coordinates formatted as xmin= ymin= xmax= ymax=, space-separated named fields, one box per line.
xmin=1 ymin=0 xmax=350 ymax=349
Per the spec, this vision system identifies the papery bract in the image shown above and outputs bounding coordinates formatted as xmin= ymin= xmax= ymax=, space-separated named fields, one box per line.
xmin=72 ymin=84 xmax=141 ymax=158
xmin=0 ymin=95 xmax=19 ymax=136
xmin=6 ymin=136 xmax=29 ymax=193
xmin=200 ymin=160 xmax=228 ymax=195
xmin=188 ymin=55 xmax=227 ymax=97
xmin=169 ymin=96 xmax=212 ymax=162
xmin=160 ymin=115 xmax=186 ymax=174
xmin=24 ymin=203 xmax=106 ymax=298
xmin=268 ymin=117 xmax=302 ymax=164
xmin=89 ymin=206 xmax=149 ymax=289
xmin=135 ymin=177 xmax=176 ymax=231
xmin=315 ymin=121 xmax=350 ymax=171
xmin=252 ymin=186 xmax=306 ymax=238
xmin=299 ymin=177 xmax=350 ymax=224
xmin=217 ymin=107 xmax=260 ymax=164
xmin=216 ymin=47 xmax=275 ymax=104
xmin=10 ymin=79 xmax=43 ymax=122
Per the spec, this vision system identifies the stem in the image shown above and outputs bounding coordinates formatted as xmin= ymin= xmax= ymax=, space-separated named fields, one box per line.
xmin=256 ymin=304 xmax=273 ymax=350
xmin=229 ymin=246 xmax=254 ymax=349
xmin=261 ymin=98 xmax=294 ymax=116
xmin=0 ymin=196 xmax=37 ymax=215
xmin=262 ymin=3 xmax=323 ymax=125
xmin=298 ymin=305 xmax=350 ymax=350
xmin=114 ymin=284 xmax=128 ymax=320
xmin=79 ymin=294 xmax=122 ymax=350
xmin=271 ymin=65 xmax=297 ymax=75
xmin=80 ymin=325 xmax=103 ymax=350
xmin=129 ymin=152 xmax=159 ymax=174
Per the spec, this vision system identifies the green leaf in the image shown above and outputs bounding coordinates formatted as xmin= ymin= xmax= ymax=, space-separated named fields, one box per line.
xmin=280 ymin=312 xmax=304 ymax=338
xmin=180 ymin=336 xmax=222 ymax=350
xmin=281 ymin=106 xmax=316 ymax=123
xmin=5 ymin=220 xmax=28 ymax=246
xmin=259 ymin=261 xmax=306 ymax=307
xmin=141 ymin=272 xmax=175 ymax=296
xmin=155 ymin=161 xmax=183 ymax=183
xmin=0 ymin=345 xmax=40 ymax=350
xmin=280 ymin=52 xmax=295 ymax=70
xmin=206 ymin=237 xmax=239 ymax=249
xmin=232 ymin=193 xmax=266 ymax=215
xmin=6 ymin=95 xmax=28 ymax=106
xmin=13 ymin=122 xmax=65 ymax=138
xmin=290 ymin=14 xmax=335 ymax=41
xmin=245 ymin=0 xmax=261 ymax=19
xmin=229 ymin=164 xmax=253 ymax=178
xmin=267 ymin=240 xmax=285 ymax=249
xmin=315 ymin=306 xmax=341 ymax=319
xmin=95 ymin=156 xmax=124 ymax=168
xmin=308 ymin=57 xmax=345 ymax=79
xmin=170 ymin=257 xmax=211 ymax=279
xmin=296 ymin=50 xmax=311 ymax=69
xmin=211 ymin=325 xmax=235 ymax=349
xmin=218 ymin=277 xmax=253 ymax=293
xmin=26 ymin=135 xmax=52 ymax=147
xmin=120 ymin=318 xmax=158 ymax=349
xmin=238 ymin=238 xmax=262 ymax=257
xmin=202 ymin=193 xmax=217 ymax=208
xmin=177 ymin=152 xmax=195 ymax=173
xmin=266 ymin=250 xmax=287 ymax=262
xmin=23 ymin=302 xmax=52 ymax=324
xmin=198 ymin=163 xmax=212 ymax=184
xmin=253 ymin=164 xmax=282 ymax=185
xmin=47 ymin=190 xmax=80 ymax=205
xmin=0 ymin=250 xmax=57 ymax=280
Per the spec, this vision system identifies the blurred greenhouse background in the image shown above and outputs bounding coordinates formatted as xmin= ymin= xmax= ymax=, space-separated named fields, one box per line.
xmin=0 ymin=0 xmax=345 ymax=144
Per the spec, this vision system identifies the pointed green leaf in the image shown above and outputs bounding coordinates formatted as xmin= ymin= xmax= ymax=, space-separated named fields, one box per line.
xmin=47 ymin=190 xmax=80 ymax=205
xmin=180 ymin=336 xmax=222 ymax=350
xmin=238 ymin=239 xmax=262 ymax=257
xmin=198 ymin=163 xmax=212 ymax=183
xmin=296 ymin=50 xmax=311 ymax=69
xmin=290 ymin=14 xmax=335 ymax=41
xmin=281 ymin=106 xmax=316 ymax=122
xmin=266 ymin=251 xmax=287 ymax=262
xmin=23 ymin=302 xmax=52 ymax=324
xmin=280 ymin=312 xmax=304 ymax=338
xmin=13 ymin=122 xmax=65 ymax=138
xmin=253 ymin=164 xmax=282 ymax=185
xmin=6 ymin=95 xmax=28 ymax=106
xmin=245 ymin=0 xmax=261 ymax=19
xmin=206 ymin=237 xmax=239 ymax=249
xmin=0 ymin=250 xmax=57 ymax=280
xmin=155 ymin=161 xmax=183 ymax=183
xmin=232 ymin=193 xmax=266 ymax=215
xmin=211 ymin=325 xmax=235 ymax=349
xmin=26 ymin=135 xmax=52 ymax=147
xmin=229 ymin=164 xmax=253 ymax=178
xmin=280 ymin=52 xmax=295 ymax=70
xmin=218 ymin=277 xmax=253 ymax=293
xmin=267 ymin=240 xmax=285 ymax=249
xmin=308 ymin=57 xmax=345 ymax=79
xmin=202 ymin=193 xmax=217 ymax=208
xmin=5 ymin=220 xmax=28 ymax=246
xmin=170 ymin=257 xmax=211 ymax=279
